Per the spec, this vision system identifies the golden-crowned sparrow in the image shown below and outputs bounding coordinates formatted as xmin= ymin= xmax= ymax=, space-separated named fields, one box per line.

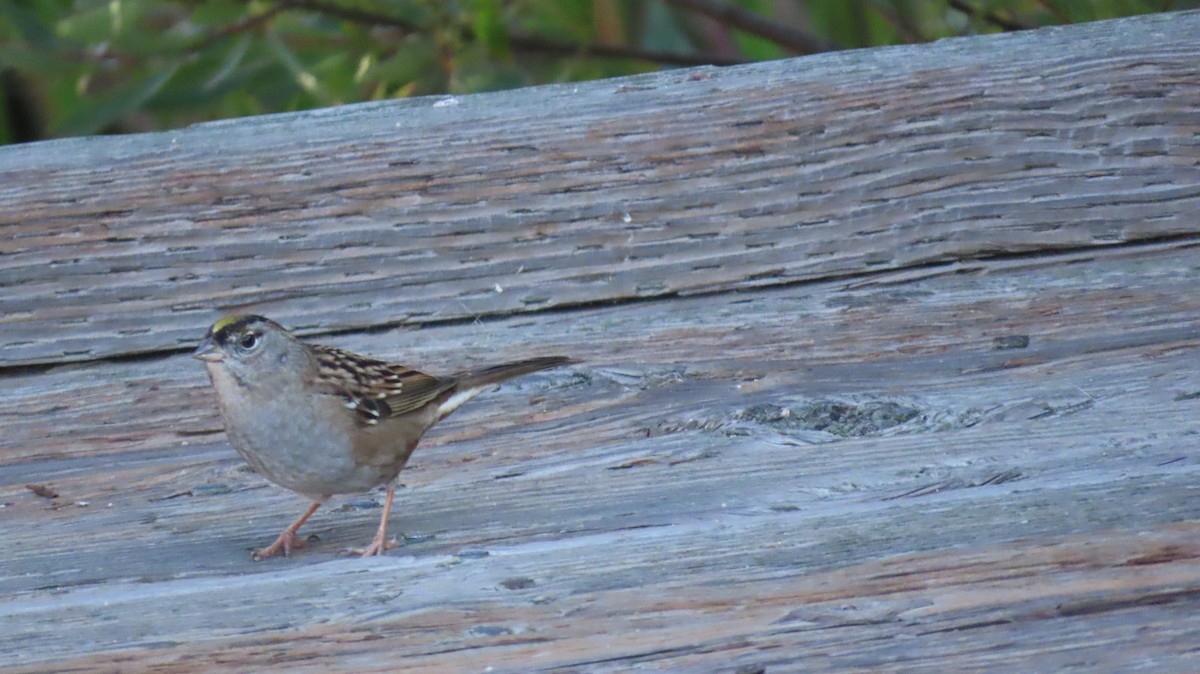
xmin=193 ymin=314 xmax=575 ymax=560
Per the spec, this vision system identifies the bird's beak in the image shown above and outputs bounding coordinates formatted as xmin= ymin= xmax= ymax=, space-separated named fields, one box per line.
xmin=192 ymin=336 xmax=224 ymax=362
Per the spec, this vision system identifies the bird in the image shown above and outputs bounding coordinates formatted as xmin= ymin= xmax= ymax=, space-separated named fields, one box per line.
xmin=192 ymin=314 xmax=576 ymax=560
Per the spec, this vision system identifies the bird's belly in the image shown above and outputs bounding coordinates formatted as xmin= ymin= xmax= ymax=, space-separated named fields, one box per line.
xmin=225 ymin=403 xmax=391 ymax=500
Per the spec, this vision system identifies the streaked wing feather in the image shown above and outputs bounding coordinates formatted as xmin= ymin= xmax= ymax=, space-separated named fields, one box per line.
xmin=312 ymin=346 xmax=456 ymax=425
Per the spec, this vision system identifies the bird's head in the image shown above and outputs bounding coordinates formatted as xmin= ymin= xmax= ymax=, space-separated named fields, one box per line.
xmin=193 ymin=314 xmax=301 ymax=383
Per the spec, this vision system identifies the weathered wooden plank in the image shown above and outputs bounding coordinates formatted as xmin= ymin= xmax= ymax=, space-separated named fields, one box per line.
xmin=2 ymin=12 xmax=1199 ymax=366
xmin=3 ymin=238 xmax=1197 ymax=467
xmin=2 ymin=237 xmax=1199 ymax=670
xmin=4 ymin=525 xmax=1199 ymax=674
xmin=4 ymin=12 xmax=1200 ymax=673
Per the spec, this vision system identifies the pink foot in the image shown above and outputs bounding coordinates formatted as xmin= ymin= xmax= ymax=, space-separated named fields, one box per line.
xmin=348 ymin=534 xmax=399 ymax=557
xmin=252 ymin=529 xmax=308 ymax=561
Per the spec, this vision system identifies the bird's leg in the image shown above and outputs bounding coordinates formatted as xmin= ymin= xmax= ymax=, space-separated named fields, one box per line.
xmin=252 ymin=502 xmax=321 ymax=561
xmin=353 ymin=484 xmax=399 ymax=557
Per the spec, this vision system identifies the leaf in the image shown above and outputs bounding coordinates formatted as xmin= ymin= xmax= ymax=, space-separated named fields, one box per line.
xmin=471 ymin=0 xmax=510 ymax=59
xmin=0 ymin=0 xmax=58 ymax=47
xmin=204 ymin=34 xmax=251 ymax=92
xmin=364 ymin=35 xmax=438 ymax=91
xmin=264 ymin=29 xmax=335 ymax=105
xmin=808 ymin=0 xmax=871 ymax=47
xmin=52 ymin=62 xmax=180 ymax=137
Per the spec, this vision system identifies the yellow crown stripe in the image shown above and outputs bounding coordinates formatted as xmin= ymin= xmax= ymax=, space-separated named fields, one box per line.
xmin=211 ymin=314 xmax=266 ymax=336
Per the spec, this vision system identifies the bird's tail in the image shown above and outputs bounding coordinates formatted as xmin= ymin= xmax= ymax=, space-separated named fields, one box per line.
xmin=433 ymin=356 xmax=577 ymax=422
xmin=456 ymin=356 xmax=578 ymax=389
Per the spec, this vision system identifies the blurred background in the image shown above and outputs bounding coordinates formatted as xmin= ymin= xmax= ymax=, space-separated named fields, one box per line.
xmin=2 ymin=0 xmax=1197 ymax=145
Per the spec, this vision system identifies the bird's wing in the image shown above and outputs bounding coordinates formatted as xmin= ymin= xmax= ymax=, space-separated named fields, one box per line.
xmin=311 ymin=346 xmax=457 ymax=425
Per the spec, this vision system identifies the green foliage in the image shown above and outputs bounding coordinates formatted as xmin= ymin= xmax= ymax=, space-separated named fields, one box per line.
xmin=0 ymin=0 xmax=1194 ymax=143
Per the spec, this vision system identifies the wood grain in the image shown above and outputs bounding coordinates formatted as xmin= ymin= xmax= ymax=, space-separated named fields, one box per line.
xmin=1 ymin=12 xmax=1198 ymax=366
xmin=2 ymin=238 xmax=1199 ymax=670
xmin=2 ymin=10 xmax=1200 ymax=673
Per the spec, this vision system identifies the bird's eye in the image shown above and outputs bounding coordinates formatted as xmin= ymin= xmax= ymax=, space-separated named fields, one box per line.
xmin=239 ymin=332 xmax=260 ymax=350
